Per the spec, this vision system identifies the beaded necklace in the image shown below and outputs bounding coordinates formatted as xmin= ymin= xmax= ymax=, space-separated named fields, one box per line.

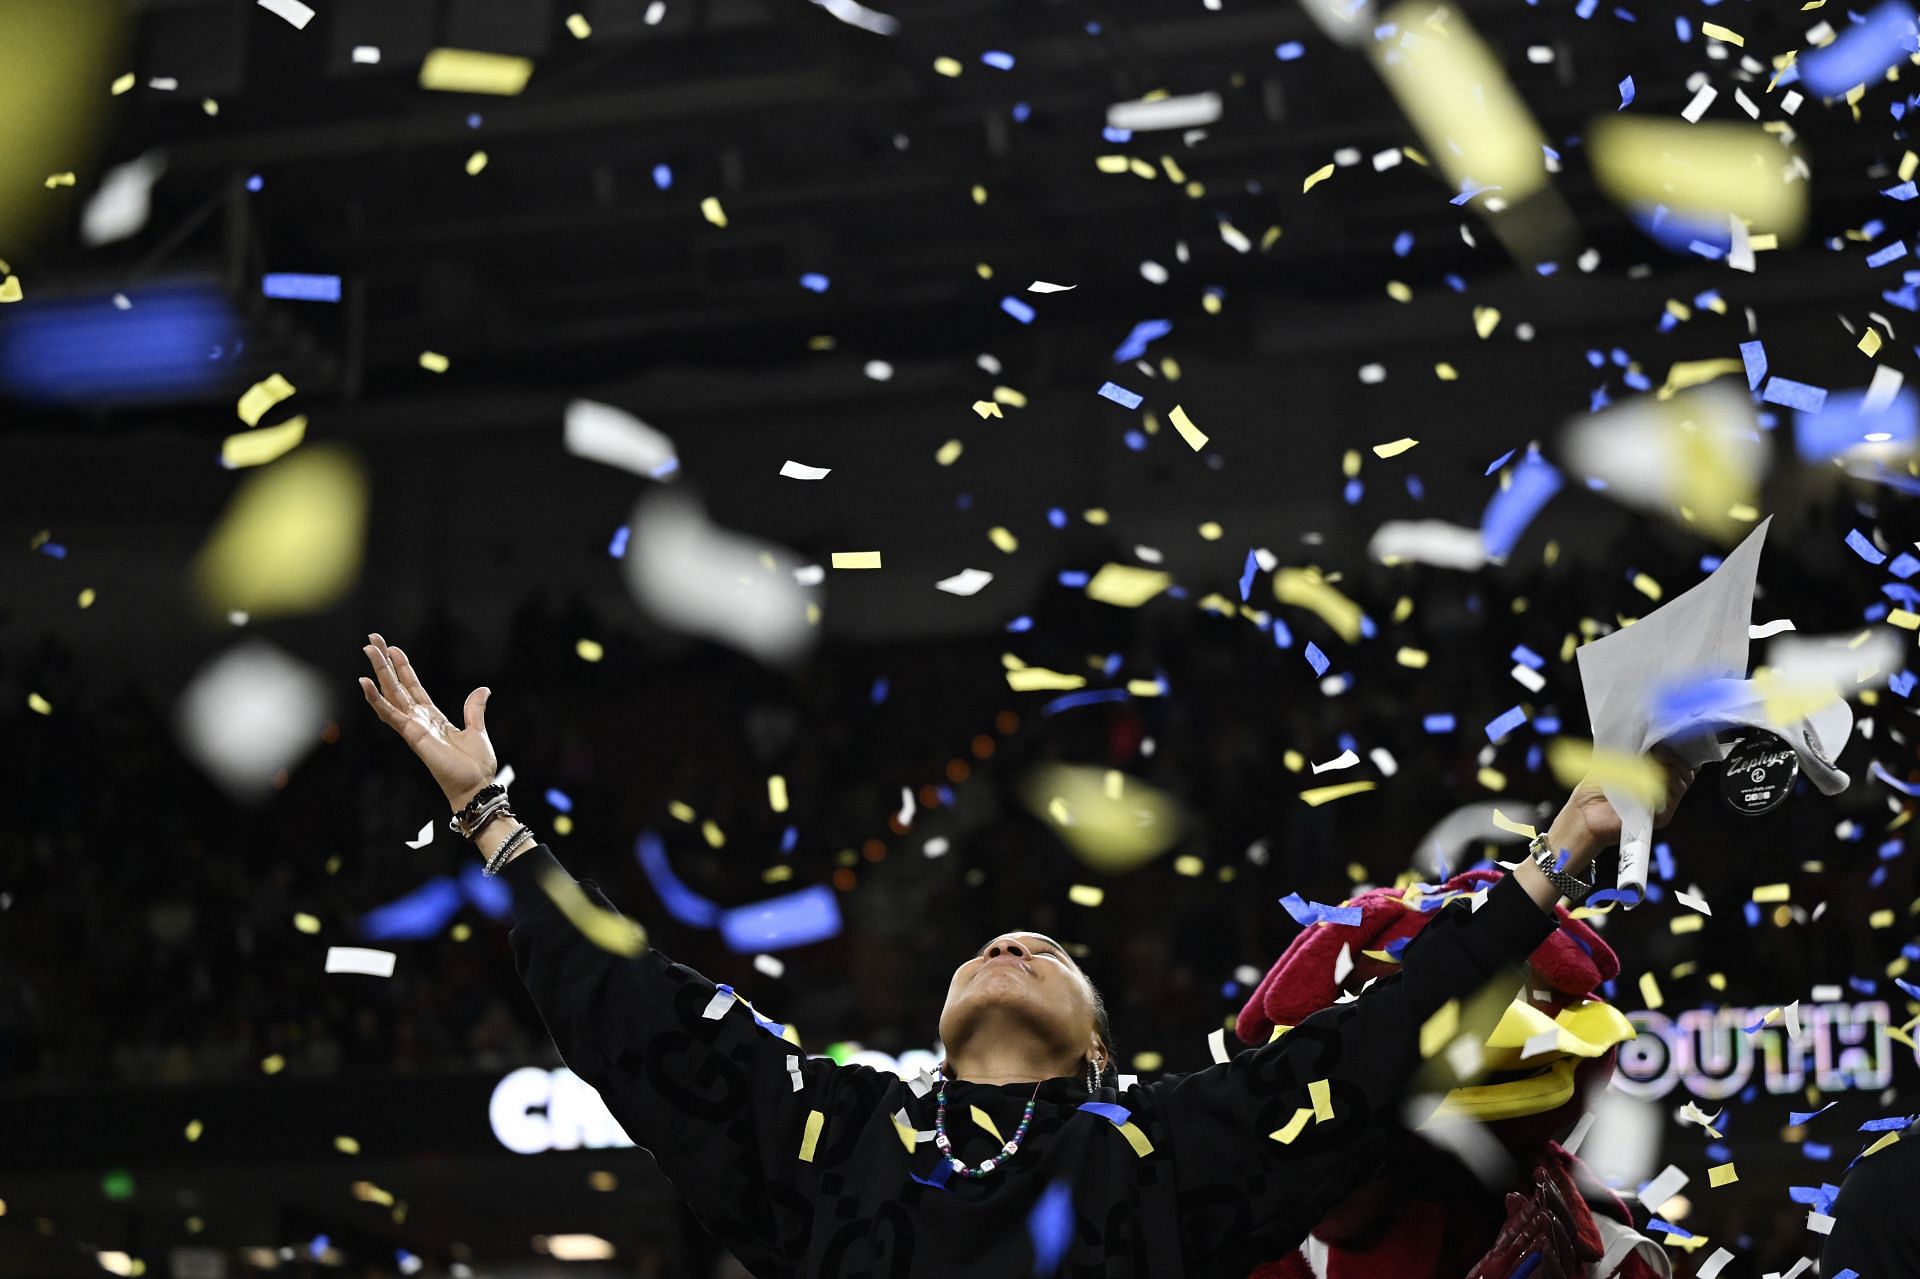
xmin=933 ymin=1068 xmax=1043 ymax=1179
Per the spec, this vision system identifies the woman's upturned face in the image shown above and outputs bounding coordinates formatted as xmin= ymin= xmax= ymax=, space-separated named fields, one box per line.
xmin=938 ymin=931 xmax=1101 ymax=1066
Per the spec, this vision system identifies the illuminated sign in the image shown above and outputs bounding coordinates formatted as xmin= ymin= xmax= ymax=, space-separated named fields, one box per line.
xmin=489 ymin=1048 xmax=945 ymax=1155
xmin=1613 ymin=1001 xmax=1909 ymax=1101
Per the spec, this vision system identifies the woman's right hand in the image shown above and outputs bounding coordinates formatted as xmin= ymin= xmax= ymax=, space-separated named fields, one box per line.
xmin=359 ymin=632 xmax=499 ymax=811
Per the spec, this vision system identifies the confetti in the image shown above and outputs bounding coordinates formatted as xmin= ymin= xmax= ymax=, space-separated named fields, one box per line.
xmin=257 ymin=0 xmax=315 ymax=27
xmin=831 ymin=551 xmax=882 ymax=569
xmin=1799 ymin=1 xmax=1916 ymax=98
xmin=81 ymin=152 xmax=165 ymax=247
xmin=935 ymin=568 xmax=993 ymax=596
xmin=1481 ymin=453 xmax=1563 ymax=560
xmin=1308 ymin=1078 xmax=1334 ymax=1122
xmin=221 ymin=418 xmax=307 ymax=469
xmin=1270 ymin=1107 xmax=1315 ymax=1144
xmin=1028 ymin=280 xmax=1076 ymax=293
xmin=1638 ymin=1164 xmax=1689 ymax=1211
xmin=1168 ymin=405 xmax=1208 ymax=451
xmin=324 ymin=945 xmax=398 ymax=978
xmin=1106 ymin=92 xmax=1223 ymax=132
xmin=1084 ymin=563 xmax=1171 ymax=608
xmin=1372 ymin=437 xmax=1418 ymax=458
xmin=1591 ymin=118 xmax=1807 ymax=243
xmin=623 ymin=491 xmax=817 ymax=665
xmin=537 ymin=865 xmax=648 ymax=956
xmin=1273 ymin=568 xmax=1363 ymax=642
xmin=798 ymin=1110 xmax=824 ymax=1162
xmin=464 ymin=150 xmax=488 ymax=176
xmin=564 ymin=400 xmax=678 ymax=479
xmin=1098 ymin=381 xmax=1143 ymax=409
xmin=1300 ymin=781 xmax=1375 ymax=806
xmin=237 ymin=373 xmax=296 ymax=426
xmin=419 ymin=351 xmax=450 ymax=373
xmin=566 ymin=12 xmax=592 ymax=38
xmin=419 ymin=49 xmax=534 ymax=96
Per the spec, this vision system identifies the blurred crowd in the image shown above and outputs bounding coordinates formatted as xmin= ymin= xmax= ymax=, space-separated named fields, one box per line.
xmin=1 ymin=488 xmax=1911 ymax=1142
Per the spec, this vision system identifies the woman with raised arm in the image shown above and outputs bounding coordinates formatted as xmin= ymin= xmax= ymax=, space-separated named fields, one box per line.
xmin=359 ymin=633 xmax=1695 ymax=1279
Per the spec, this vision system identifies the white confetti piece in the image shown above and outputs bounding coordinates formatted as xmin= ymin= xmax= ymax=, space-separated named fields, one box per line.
xmin=1332 ymin=942 xmax=1353 ymax=986
xmin=405 ymin=821 xmax=434 ymax=849
xmin=789 ymin=1054 xmax=805 ymax=1090
xmin=810 ymin=0 xmax=900 ymax=36
xmin=1638 ymin=1163 xmax=1688 ymax=1211
xmin=701 ymin=989 xmax=738 ymax=1020
xmin=325 ymin=947 xmax=397 ymax=977
xmin=351 ymin=45 xmax=381 ymax=64
xmin=1675 ymin=888 xmax=1713 ymax=915
xmin=1027 ymin=280 xmax=1077 ymax=293
xmin=755 ymin=954 xmax=786 ymax=979
xmin=176 ymin=641 xmax=330 ymax=802
xmin=1369 ymin=747 xmax=1398 ymax=777
xmin=935 ymin=568 xmax=994 ymax=596
xmin=1785 ymin=999 xmax=1802 ymax=1042
xmin=1698 ymin=1248 xmax=1735 ymax=1279
xmin=1681 ymin=83 xmax=1718 ymax=123
xmin=564 ymin=400 xmax=679 ymax=479
xmin=1749 ymin=618 xmax=1796 ymax=638
xmin=1207 ymin=1027 xmax=1230 ymax=1064
xmin=1521 ymin=1028 xmax=1560 ymax=1060
xmin=1807 ymin=1211 xmax=1835 ymax=1235
xmin=258 ymin=0 xmax=316 ymax=29
xmin=82 ymin=151 xmax=166 ymax=247
xmin=1311 ymin=749 xmax=1359 ymax=774
xmin=1863 ymin=364 xmax=1906 ymax=413
xmin=624 ymin=491 xmax=817 ymax=666
xmin=1106 ymin=91 xmax=1222 ymax=132
xmin=779 ymin=460 xmax=831 ymax=480
xmin=1367 ymin=519 xmax=1489 ymax=570
xmin=896 ymin=786 xmax=915 ymax=828
xmin=1511 ymin=663 xmax=1546 ymax=693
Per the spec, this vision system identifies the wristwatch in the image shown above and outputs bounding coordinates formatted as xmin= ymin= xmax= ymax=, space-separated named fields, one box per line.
xmin=1526 ymin=831 xmax=1595 ymax=906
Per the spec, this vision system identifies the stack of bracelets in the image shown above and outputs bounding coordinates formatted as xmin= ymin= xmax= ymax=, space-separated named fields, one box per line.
xmin=450 ymin=783 xmax=535 ymax=876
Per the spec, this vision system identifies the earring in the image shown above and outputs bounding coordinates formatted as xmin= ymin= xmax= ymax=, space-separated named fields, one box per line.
xmin=1086 ymin=1056 xmax=1099 ymax=1093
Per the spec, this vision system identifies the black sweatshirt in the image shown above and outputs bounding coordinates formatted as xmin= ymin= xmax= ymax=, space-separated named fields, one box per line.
xmin=502 ymin=844 xmax=1557 ymax=1279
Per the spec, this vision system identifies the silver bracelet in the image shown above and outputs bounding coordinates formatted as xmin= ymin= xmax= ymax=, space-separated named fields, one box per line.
xmin=453 ymin=793 xmax=513 ymax=840
xmin=483 ymin=824 xmax=536 ymax=877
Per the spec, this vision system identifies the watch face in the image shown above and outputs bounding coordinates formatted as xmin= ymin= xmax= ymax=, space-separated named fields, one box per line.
xmin=1720 ymin=729 xmax=1798 ymax=815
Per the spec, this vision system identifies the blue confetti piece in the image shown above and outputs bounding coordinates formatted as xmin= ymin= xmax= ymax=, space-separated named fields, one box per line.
xmin=246 ymin=175 xmax=264 ymax=192
xmin=1789 ymin=1103 xmax=1835 ymax=1125
xmin=1831 ymin=1270 xmax=1860 ymax=1279
xmin=1744 ymin=901 xmax=1761 ymax=927
xmin=1893 ymin=670 xmax=1916 ymax=698
xmin=1762 ymin=377 xmax=1827 ymax=412
xmin=1885 ymin=838 xmax=1909 ymax=861
xmin=799 ymin=273 xmax=830 ymax=293
xmin=1848 ymin=529 xmax=1889 ymax=563
xmin=780 ymin=826 xmax=799 ymax=854
xmin=1512 ymin=644 xmax=1545 ymax=669
xmin=1799 ymin=0 xmax=1917 ymax=98
xmin=1886 ymin=180 xmax=1919 ymax=201
xmin=1077 ymin=1100 xmax=1132 ymax=1125
xmin=1508 ymin=1254 xmax=1544 ymax=1279
xmin=1041 ymin=687 xmax=1131 ymax=716
xmin=1618 ymin=76 xmax=1635 ymax=108
xmin=1304 ymin=641 xmax=1330 ymax=676
xmin=1239 ymin=549 xmax=1260 ymax=601
xmin=1584 ymin=886 xmax=1643 ymax=908
xmin=1393 ymin=230 xmax=1414 ymax=256
xmin=1676 ymin=15 xmax=1692 ymax=40
xmin=1279 ymin=892 xmax=1364 ymax=927
xmin=1794 ymin=386 xmax=1918 ymax=462
xmin=1112 ymin=319 xmax=1171 ymax=363
xmin=717 ymin=883 xmax=842 ymax=952
xmin=1892 ymin=551 xmax=1920 ymax=578
xmin=458 ymin=863 xmax=513 ymax=920
xmin=1406 ymin=473 xmax=1424 ymax=500
xmin=1424 ymin=713 xmax=1456 ymax=733
xmin=1534 ymin=714 xmax=1560 ymax=734
xmin=1480 ymin=453 xmax=1564 ymax=559
xmin=1275 ymin=40 xmax=1307 ymax=60
xmin=1124 ymin=430 xmax=1147 ymax=452
xmin=870 ymin=677 xmax=889 ymax=705
xmin=1047 ymin=507 xmax=1068 ymax=529
xmin=1343 ymin=478 xmax=1363 ymax=505
xmin=1897 ymin=976 xmax=1920 ymax=1001
xmin=1450 ymin=181 xmax=1503 ymax=206
xmin=1273 ymin=617 xmax=1293 ymax=648
xmin=1653 ymin=842 xmax=1675 ymax=881
xmin=1012 ymin=102 xmax=1031 ymax=122
xmin=652 ymin=163 xmax=672 ymax=190
xmin=1027 ymin=1179 xmax=1074 ymax=1276
xmin=1102 ymin=125 xmax=1132 ymax=143
xmin=1058 ymin=569 xmax=1090 ymax=588
xmin=636 ymin=830 xmax=722 ymax=928
xmin=1485 ymin=705 xmax=1529 ymax=742
xmin=608 ymin=524 xmax=630 ymax=557
xmin=1859 ymin=1114 xmax=1916 ymax=1131
xmin=1007 ymin=614 xmax=1034 ymax=632
xmin=1871 ymin=758 xmax=1920 ymax=795
xmin=982 ymin=49 xmax=1015 ymax=69
xmin=1484 ymin=447 xmax=1516 ymax=476
xmin=1002 ymin=296 xmax=1037 ymax=325
xmin=1097 ymin=381 xmax=1143 ymax=409
xmin=1867 ymin=240 xmax=1911 ymax=268
xmin=262 ymin=273 xmax=342 ymax=302
xmin=1803 ymin=1142 xmax=1833 ymax=1161
xmin=1649 ymin=1220 xmax=1693 ymax=1240
xmin=359 ymin=876 xmax=463 ymax=941
xmin=36 ymin=542 xmax=66 ymax=559
xmin=545 ymin=787 xmax=574 ymax=813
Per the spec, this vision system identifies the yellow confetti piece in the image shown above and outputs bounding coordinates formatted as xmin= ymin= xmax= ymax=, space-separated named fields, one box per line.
xmin=701 ymin=820 xmax=725 ymax=849
xmin=1478 ymin=766 xmax=1507 ymax=791
xmin=933 ymin=56 xmax=963 ymax=77
xmin=1115 ymin=1121 xmax=1154 ymax=1157
xmin=1270 ymin=1107 xmax=1315 ymax=1144
xmin=0 ymin=276 xmax=24 ymax=304
xmin=700 ymin=196 xmax=728 ymax=227
xmin=1434 ymin=362 xmax=1458 ymax=381
xmin=261 ymin=1054 xmax=286 ymax=1074
xmin=1860 ymin=329 xmax=1884 ymax=357
xmin=1125 ymin=678 xmax=1164 ymax=697
xmin=936 ymin=439 xmax=963 ymax=465
xmin=668 ymin=800 xmax=695 ymax=823
xmin=465 ymin=150 xmax=488 ymax=175
xmin=1632 ymin=572 xmax=1663 ymax=601
xmin=992 ymin=385 xmax=1028 ymax=407
xmin=1671 ymin=914 xmax=1704 ymax=935
xmin=1198 ymin=521 xmax=1223 ymax=541
xmin=419 ymin=351 xmax=450 ymax=373
xmin=566 ymin=12 xmax=592 ymax=38
xmin=1862 ymin=1130 xmax=1901 ymax=1158
xmin=185 ymin=1119 xmax=203 ymax=1142
xmin=112 ymin=72 xmax=136 ymax=95
xmin=1386 ymin=281 xmax=1412 ymax=303
xmin=419 ymin=48 xmax=534 ymax=95
xmin=191 ymin=445 xmax=369 ymax=619
xmin=831 ymin=551 xmax=883 ymax=570
xmin=1420 ymin=1000 xmax=1460 ymax=1059
xmin=202 ymin=98 xmax=220 ymax=116
xmin=1888 ymin=609 xmax=1920 ymax=630
xmin=966 ymin=1104 xmax=1004 ymax=1143
xmin=1303 ymin=163 xmax=1335 ymax=193
xmin=1169 ymin=404 xmax=1209 ymax=451
xmin=798 ymin=1110 xmax=825 ymax=1162
xmin=1308 ymin=1078 xmax=1334 ymax=1122
xmin=1096 ymin=155 xmax=1130 ymax=174
xmin=1085 ymin=563 xmax=1171 ymax=608
xmin=1273 ymin=567 xmax=1362 ymax=642
xmin=27 ymin=692 xmax=52 ymax=715
xmin=1473 ymin=306 xmax=1501 ymax=339
xmin=1301 ymin=781 xmax=1376 ymax=807
xmin=768 ymin=775 xmax=789 ymax=813
xmin=1068 ymin=883 xmax=1105 ymax=907
xmin=1752 ymin=883 xmax=1792 ymax=903
xmin=1174 ymin=855 xmax=1204 ymax=876
xmin=575 ymin=638 xmax=604 ymax=662
xmin=221 ymin=416 xmax=308 ymax=469
xmin=1545 ymin=739 xmax=1668 ymax=807
xmin=536 ymin=865 xmax=648 ymax=956
xmin=988 ymin=527 xmax=1018 ymax=553
xmin=1396 ymin=647 xmax=1429 ymax=668
xmin=1373 ymin=437 xmax=1419 ymax=459
xmin=44 ymin=172 xmax=75 ymax=188
xmin=972 ymin=400 xmax=1003 ymax=419
xmin=334 ymin=1135 xmax=361 ymax=1155
xmin=1007 ymin=667 xmax=1087 ymax=692
xmin=351 ymin=1179 xmax=394 ymax=1206
xmin=1658 ymin=358 xmax=1746 ymax=400
xmin=1084 ymin=508 xmax=1109 ymax=525
xmin=972 ymin=183 xmax=989 ymax=204
xmin=1708 ymin=1162 xmax=1738 ymax=1187
xmin=1491 ymin=809 xmax=1537 ymax=838
xmin=1701 ymin=21 xmax=1744 ymax=44
xmin=293 ymin=912 xmax=321 ymax=935
xmin=1871 ymin=908 xmax=1896 ymax=928
xmin=1639 ymin=971 xmax=1664 ymax=1009
xmin=1342 ymin=450 xmax=1362 ymax=479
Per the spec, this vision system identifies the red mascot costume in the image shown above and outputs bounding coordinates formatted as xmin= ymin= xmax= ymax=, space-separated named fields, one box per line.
xmin=1237 ymin=869 xmax=1673 ymax=1279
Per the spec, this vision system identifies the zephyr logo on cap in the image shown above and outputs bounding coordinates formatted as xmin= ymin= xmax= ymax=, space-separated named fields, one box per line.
xmin=1720 ymin=728 xmax=1799 ymax=815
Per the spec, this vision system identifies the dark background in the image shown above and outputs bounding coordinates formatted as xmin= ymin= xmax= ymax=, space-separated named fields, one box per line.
xmin=2 ymin=0 xmax=1917 ymax=1276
